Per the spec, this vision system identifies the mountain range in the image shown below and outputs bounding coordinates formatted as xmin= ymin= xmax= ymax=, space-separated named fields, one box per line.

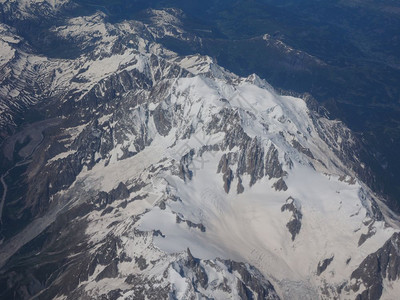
xmin=0 ymin=1 xmax=400 ymax=299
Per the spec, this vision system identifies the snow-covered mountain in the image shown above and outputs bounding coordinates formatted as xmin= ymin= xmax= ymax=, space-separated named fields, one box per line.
xmin=0 ymin=0 xmax=72 ymax=20
xmin=1 ymin=5 xmax=400 ymax=300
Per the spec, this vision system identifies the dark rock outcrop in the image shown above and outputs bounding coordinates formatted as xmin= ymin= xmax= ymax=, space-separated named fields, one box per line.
xmin=317 ymin=256 xmax=334 ymax=276
xmin=273 ymin=178 xmax=288 ymax=191
xmin=265 ymin=144 xmax=286 ymax=180
xmin=176 ymin=215 xmax=206 ymax=232
xmin=281 ymin=197 xmax=302 ymax=240
xmin=96 ymin=259 xmax=119 ymax=281
xmin=224 ymin=260 xmax=280 ymax=300
xmin=179 ymin=149 xmax=195 ymax=181
xmin=92 ymin=182 xmax=130 ymax=210
xmin=153 ymin=103 xmax=172 ymax=136
xmin=351 ymin=232 xmax=400 ymax=299
xmin=292 ymin=140 xmax=315 ymax=159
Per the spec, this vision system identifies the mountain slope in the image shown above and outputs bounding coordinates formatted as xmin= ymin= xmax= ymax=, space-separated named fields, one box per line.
xmin=0 ymin=7 xmax=400 ymax=300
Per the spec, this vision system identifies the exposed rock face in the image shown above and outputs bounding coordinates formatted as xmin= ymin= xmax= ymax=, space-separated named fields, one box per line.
xmin=179 ymin=149 xmax=195 ymax=181
xmin=237 ymin=176 xmax=245 ymax=194
xmin=317 ymin=256 xmax=334 ymax=276
xmin=309 ymin=112 xmax=377 ymax=200
xmin=223 ymin=260 xmax=280 ymax=300
xmin=176 ymin=215 xmax=206 ymax=232
xmin=351 ymin=232 xmax=400 ymax=299
xmin=292 ymin=140 xmax=314 ymax=159
xmin=281 ymin=197 xmax=302 ymax=241
xmin=265 ymin=144 xmax=286 ymax=179
xmin=153 ymin=103 xmax=172 ymax=136
xmin=222 ymin=167 xmax=234 ymax=193
xmin=96 ymin=259 xmax=119 ymax=281
xmin=358 ymin=221 xmax=377 ymax=247
xmin=92 ymin=182 xmax=130 ymax=210
xmin=169 ymin=249 xmax=281 ymax=300
xmin=135 ymin=256 xmax=149 ymax=271
xmin=216 ymin=138 xmax=289 ymax=193
xmin=238 ymin=138 xmax=265 ymax=186
xmin=273 ymin=178 xmax=288 ymax=191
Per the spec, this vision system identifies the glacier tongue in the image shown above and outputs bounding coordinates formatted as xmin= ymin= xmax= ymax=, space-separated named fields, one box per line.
xmin=1 ymin=9 xmax=400 ymax=300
